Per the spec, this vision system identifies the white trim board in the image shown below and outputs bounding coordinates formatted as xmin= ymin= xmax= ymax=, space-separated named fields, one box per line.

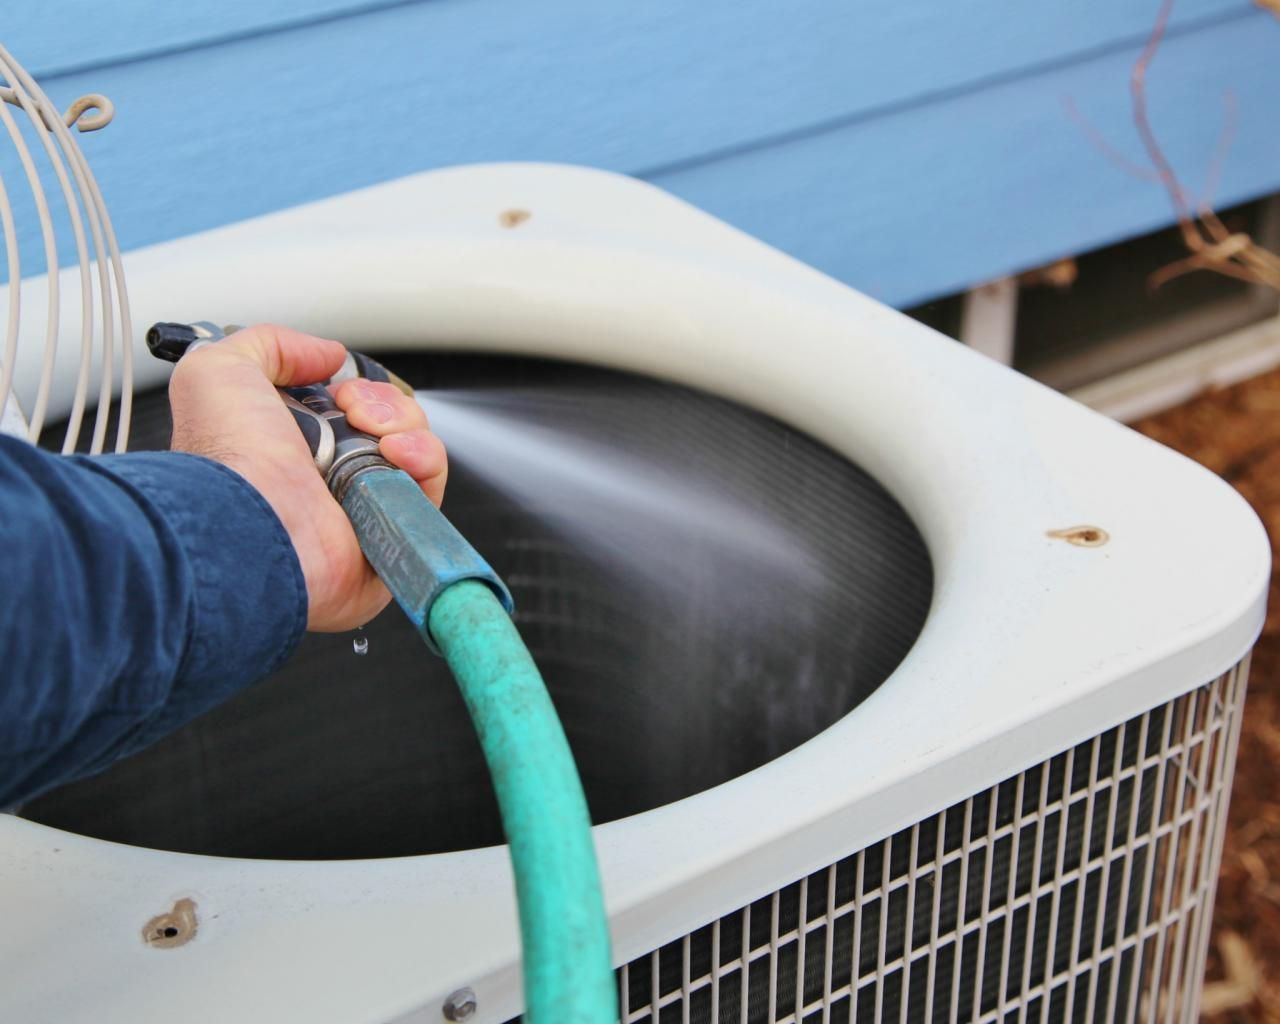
xmin=1070 ymin=312 xmax=1280 ymax=423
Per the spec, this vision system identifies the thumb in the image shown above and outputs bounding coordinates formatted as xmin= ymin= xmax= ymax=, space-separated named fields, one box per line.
xmin=219 ymin=324 xmax=347 ymax=386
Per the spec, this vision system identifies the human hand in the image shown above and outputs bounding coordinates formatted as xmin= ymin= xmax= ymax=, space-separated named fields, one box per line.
xmin=167 ymin=324 xmax=447 ymax=631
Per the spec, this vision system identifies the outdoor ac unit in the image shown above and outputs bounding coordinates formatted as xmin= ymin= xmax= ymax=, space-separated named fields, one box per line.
xmin=0 ymin=165 xmax=1267 ymax=1024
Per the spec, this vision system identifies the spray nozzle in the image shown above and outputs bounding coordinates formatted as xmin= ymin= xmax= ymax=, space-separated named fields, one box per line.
xmin=146 ymin=319 xmax=515 ymax=648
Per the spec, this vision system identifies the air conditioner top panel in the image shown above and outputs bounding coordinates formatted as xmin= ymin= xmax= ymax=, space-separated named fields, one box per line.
xmin=0 ymin=163 xmax=1268 ymax=1024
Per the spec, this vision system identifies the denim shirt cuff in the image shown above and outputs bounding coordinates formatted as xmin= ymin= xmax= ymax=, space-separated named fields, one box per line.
xmin=81 ymin=451 xmax=308 ymax=754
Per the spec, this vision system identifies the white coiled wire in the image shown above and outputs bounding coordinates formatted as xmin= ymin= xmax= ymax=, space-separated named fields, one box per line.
xmin=0 ymin=42 xmax=131 ymax=454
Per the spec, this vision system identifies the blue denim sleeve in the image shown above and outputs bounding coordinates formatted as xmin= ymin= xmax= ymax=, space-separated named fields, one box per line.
xmin=0 ymin=435 xmax=307 ymax=807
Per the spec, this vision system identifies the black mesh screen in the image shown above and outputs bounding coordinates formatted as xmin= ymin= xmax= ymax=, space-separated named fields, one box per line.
xmin=23 ymin=354 xmax=933 ymax=859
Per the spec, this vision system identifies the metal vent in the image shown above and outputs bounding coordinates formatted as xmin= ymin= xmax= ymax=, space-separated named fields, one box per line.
xmin=585 ymin=661 xmax=1248 ymax=1024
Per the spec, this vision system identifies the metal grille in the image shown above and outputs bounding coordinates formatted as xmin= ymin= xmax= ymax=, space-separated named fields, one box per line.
xmin=0 ymin=43 xmax=132 ymax=453
xmin=608 ymin=662 xmax=1248 ymax=1024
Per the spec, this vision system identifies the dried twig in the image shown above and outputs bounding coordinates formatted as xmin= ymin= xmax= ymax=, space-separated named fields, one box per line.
xmin=1130 ymin=0 xmax=1196 ymax=235
xmin=1200 ymin=932 xmax=1261 ymax=1015
xmin=1200 ymin=91 xmax=1239 ymax=212
xmin=1062 ymin=97 xmax=1159 ymax=184
xmin=1071 ymin=0 xmax=1280 ymax=292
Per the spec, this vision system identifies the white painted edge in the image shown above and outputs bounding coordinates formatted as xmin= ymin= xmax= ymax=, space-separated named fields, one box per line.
xmin=1071 ymin=311 xmax=1280 ymax=422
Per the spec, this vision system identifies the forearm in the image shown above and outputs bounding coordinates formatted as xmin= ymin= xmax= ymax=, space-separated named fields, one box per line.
xmin=0 ymin=437 xmax=306 ymax=807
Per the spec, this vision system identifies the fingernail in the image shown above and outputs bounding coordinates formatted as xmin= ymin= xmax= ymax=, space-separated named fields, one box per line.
xmin=365 ymin=401 xmax=395 ymax=424
xmin=354 ymin=382 xmax=380 ymax=401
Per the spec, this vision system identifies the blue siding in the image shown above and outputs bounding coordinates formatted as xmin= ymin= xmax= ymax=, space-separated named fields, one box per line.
xmin=651 ymin=13 xmax=1280 ymax=306
xmin=8 ymin=0 xmax=403 ymax=76
xmin=3 ymin=0 xmax=1279 ymax=306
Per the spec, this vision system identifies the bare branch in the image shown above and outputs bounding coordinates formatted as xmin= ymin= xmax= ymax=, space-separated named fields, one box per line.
xmin=1067 ymin=0 xmax=1279 ymax=292
xmin=1199 ymin=91 xmax=1238 ymax=218
xmin=1063 ymin=96 xmax=1160 ymax=183
xmin=1128 ymin=0 xmax=1278 ymax=290
xmin=1130 ymin=0 xmax=1200 ymax=249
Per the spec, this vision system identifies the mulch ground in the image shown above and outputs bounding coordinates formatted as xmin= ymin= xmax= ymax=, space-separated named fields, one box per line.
xmin=1132 ymin=369 xmax=1280 ymax=1022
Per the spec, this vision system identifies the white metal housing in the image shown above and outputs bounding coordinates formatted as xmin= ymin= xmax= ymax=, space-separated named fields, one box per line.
xmin=0 ymin=164 xmax=1268 ymax=1023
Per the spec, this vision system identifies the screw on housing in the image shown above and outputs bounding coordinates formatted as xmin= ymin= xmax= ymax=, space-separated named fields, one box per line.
xmin=442 ymin=987 xmax=477 ymax=1021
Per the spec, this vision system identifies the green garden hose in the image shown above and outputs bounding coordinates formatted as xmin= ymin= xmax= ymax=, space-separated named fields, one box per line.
xmin=430 ymin=580 xmax=617 ymax=1024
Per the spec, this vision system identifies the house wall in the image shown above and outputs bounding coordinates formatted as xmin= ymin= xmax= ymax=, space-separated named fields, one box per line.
xmin=5 ymin=0 xmax=1280 ymax=307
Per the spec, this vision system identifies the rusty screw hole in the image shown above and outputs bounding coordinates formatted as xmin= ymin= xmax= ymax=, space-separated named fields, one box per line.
xmin=1047 ymin=525 xmax=1110 ymax=548
xmin=143 ymin=898 xmax=198 ymax=948
xmin=498 ymin=208 xmax=531 ymax=228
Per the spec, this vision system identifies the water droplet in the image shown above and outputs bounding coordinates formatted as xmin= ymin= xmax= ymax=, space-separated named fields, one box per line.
xmin=353 ymin=630 xmax=368 ymax=656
